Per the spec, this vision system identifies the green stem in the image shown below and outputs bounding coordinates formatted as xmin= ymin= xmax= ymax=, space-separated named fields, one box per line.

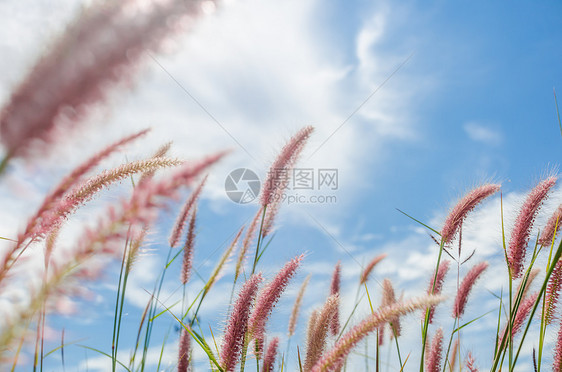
xmin=251 ymin=206 xmax=267 ymax=275
xmin=419 ymin=239 xmax=445 ymax=372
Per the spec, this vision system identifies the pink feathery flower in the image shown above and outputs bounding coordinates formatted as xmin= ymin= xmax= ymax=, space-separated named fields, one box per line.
xmin=178 ymin=328 xmax=191 ymax=372
xmin=261 ymin=337 xmax=279 ymax=372
xmin=466 ymin=352 xmax=479 ymax=372
xmin=18 ymin=129 xmax=149 ymax=245
xmin=359 ymin=254 xmax=387 ymax=285
xmin=260 ymin=126 xmax=314 ymax=237
xmin=381 ymin=279 xmax=401 ymax=338
xmin=540 ymin=203 xmax=562 ymax=247
xmin=441 ymin=184 xmax=501 ymax=244
xmin=72 ymin=152 xmax=226 ymax=267
xmin=220 ymin=273 xmax=263 ymax=372
xmin=425 ymin=328 xmax=443 ymax=372
xmin=511 ymin=292 xmax=538 ymax=337
xmin=329 ymin=262 xmax=341 ymax=336
xmin=169 ymin=175 xmax=207 ymax=248
xmin=180 ymin=207 xmax=197 ymax=285
xmin=508 ymin=176 xmax=557 ymax=278
xmin=0 ymin=0 xmax=216 ymax=160
xmin=310 ymin=294 xmax=444 ymax=372
xmin=426 ymin=260 xmax=450 ymax=324
xmin=452 ymin=262 xmax=488 ymax=318
xmin=546 ymin=261 xmax=562 ymax=325
xmin=260 ymin=126 xmax=314 ymax=206
xmin=288 ymin=275 xmax=311 ymax=337
xmin=553 ymin=319 xmax=562 ymax=371
xmin=248 ymin=255 xmax=303 ymax=341
xmin=304 ymin=295 xmax=339 ymax=371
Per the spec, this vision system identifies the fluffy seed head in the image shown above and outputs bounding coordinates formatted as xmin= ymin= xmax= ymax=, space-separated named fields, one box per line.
xmin=508 ymin=176 xmax=557 ymax=278
xmin=220 ymin=274 xmax=263 ymax=372
xmin=288 ymin=275 xmax=311 ymax=337
xmin=426 ymin=260 xmax=450 ymax=324
xmin=360 ymin=254 xmax=387 ymax=285
xmin=310 ymin=294 xmax=444 ymax=372
xmin=261 ymin=337 xmax=279 ymax=372
xmin=453 ymin=262 xmax=488 ymax=318
xmin=425 ymin=328 xmax=443 ymax=372
xmin=329 ymin=262 xmax=341 ymax=336
xmin=539 ymin=203 xmax=562 ymax=247
xmin=248 ymin=255 xmax=303 ymax=341
xmin=441 ymin=184 xmax=500 ymax=244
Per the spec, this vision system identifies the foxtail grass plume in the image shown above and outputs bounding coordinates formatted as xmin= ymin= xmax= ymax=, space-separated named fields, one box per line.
xmin=138 ymin=141 xmax=173 ymax=185
xmin=18 ymin=129 xmax=149 ymax=245
xmin=516 ymin=268 xmax=540 ymax=304
xmin=260 ymin=126 xmax=314 ymax=237
xmin=546 ymin=261 xmax=562 ymax=325
xmin=181 ymin=207 xmax=197 ymax=285
xmin=0 ymin=0 xmax=217 ymax=161
xmin=220 ymin=273 xmax=263 ymax=372
xmin=359 ymin=254 xmax=386 ymax=285
xmin=508 ymin=176 xmax=557 ymax=278
xmin=441 ymin=184 xmax=500 ymax=244
xmin=426 ymin=260 xmax=450 ymax=324
xmin=553 ymin=319 xmax=562 ymax=372
xmin=329 ymin=262 xmax=341 ymax=336
xmin=425 ymin=328 xmax=443 ymax=372
xmin=248 ymin=255 xmax=303 ymax=342
xmin=539 ymin=203 xmax=562 ymax=247
xmin=288 ymin=275 xmax=311 ymax=337
xmin=466 ymin=353 xmax=479 ymax=372
xmin=304 ymin=295 xmax=339 ymax=371
xmin=169 ymin=175 xmax=207 ymax=248
xmin=503 ymin=292 xmax=538 ymax=340
xmin=452 ymin=262 xmax=488 ymax=318
xmin=310 ymin=294 xmax=444 ymax=372
xmin=381 ymin=278 xmax=401 ymax=338
xmin=178 ymin=328 xmax=191 ymax=372
xmin=261 ymin=337 xmax=279 ymax=372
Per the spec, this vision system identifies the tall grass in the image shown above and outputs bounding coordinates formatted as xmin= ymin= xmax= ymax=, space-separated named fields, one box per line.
xmin=1 ymin=1 xmax=562 ymax=371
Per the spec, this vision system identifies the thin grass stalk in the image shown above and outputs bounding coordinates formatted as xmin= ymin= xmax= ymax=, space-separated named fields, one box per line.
xmin=140 ymin=246 xmax=173 ymax=372
xmin=491 ymin=239 xmax=560 ymax=371
xmin=510 ymin=239 xmax=562 ymax=370
xmin=251 ymin=206 xmax=267 ymax=275
xmin=420 ymin=238 xmax=445 ymax=372
xmin=129 ymin=298 xmax=151 ymax=370
xmin=112 ymin=232 xmax=130 ymax=372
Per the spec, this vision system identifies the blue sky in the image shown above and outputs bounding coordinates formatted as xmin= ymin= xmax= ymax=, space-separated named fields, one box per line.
xmin=0 ymin=0 xmax=562 ymax=371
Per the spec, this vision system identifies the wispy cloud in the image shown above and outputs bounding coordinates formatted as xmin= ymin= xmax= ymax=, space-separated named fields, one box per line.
xmin=464 ymin=121 xmax=503 ymax=145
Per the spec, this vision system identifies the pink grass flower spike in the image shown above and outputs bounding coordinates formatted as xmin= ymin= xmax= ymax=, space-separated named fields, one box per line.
xmin=329 ymin=262 xmax=341 ymax=336
xmin=426 ymin=260 xmax=450 ymax=324
xmin=539 ymin=203 xmax=562 ymax=247
xmin=425 ymin=328 xmax=443 ymax=372
xmin=508 ymin=176 xmax=557 ymax=278
xmin=248 ymin=255 xmax=303 ymax=342
xmin=261 ymin=337 xmax=279 ymax=372
xmin=441 ymin=184 xmax=500 ymax=244
xmin=452 ymin=261 xmax=488 ymax=318
xmin=0 ymin=0 xmax=217 ymax=161
xmin=220 ymin=273 xmax=263 ymax=372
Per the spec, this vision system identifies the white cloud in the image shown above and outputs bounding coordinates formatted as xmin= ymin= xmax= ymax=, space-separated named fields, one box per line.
xmin=464 ymin=121 xmax=503 ymax=145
